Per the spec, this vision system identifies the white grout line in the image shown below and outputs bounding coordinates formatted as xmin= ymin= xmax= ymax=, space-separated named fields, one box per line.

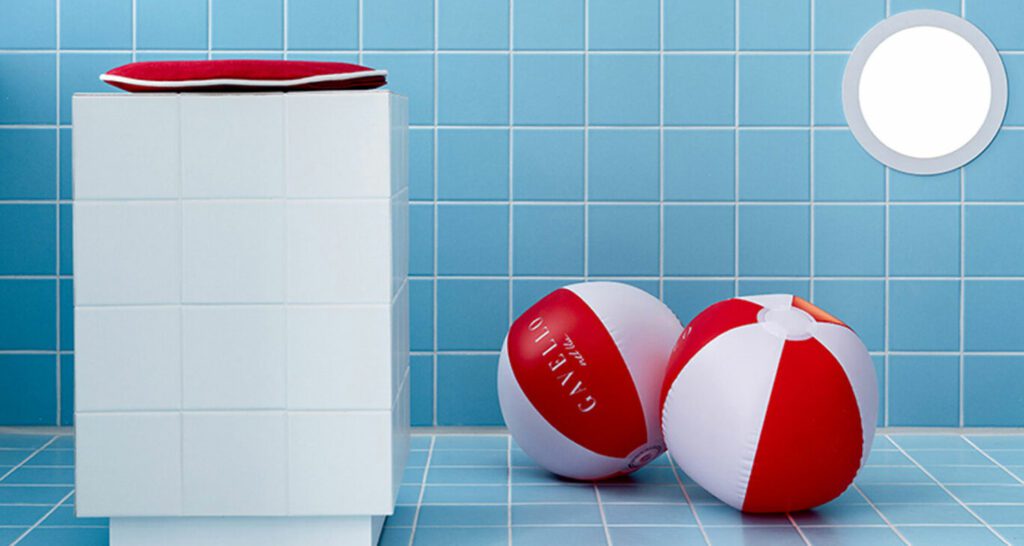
xmin=593 ymin=483 xmax=614 ymax=546
xmin=0 ymin=437 xmax=60 ymax=483
xmin=851 ymin=482 xmax=911 ymax=545
xmin=406 ymin=435 xmax=436 ymax=546
xmin=582 ymin=0 xmax=590 ymax=283
xmin=507 ymin=435 xmax=513 ymax=546
xmin=53 ymin=0 xmax=63 ymax=429
xmin=732 ymin=0 xmax=740 ymax=298
xmin=887 ymin=436 xmax=1012 ymax=545
xmin=9 ymin=488 xmax=75 ymax=546
xmin=962 ymin=437 xmax=1024 ymax=486
xmin=431 ymin=0 xmax=440 ymax=428
xmin=666 ymin=452 xmax=711 ymax=545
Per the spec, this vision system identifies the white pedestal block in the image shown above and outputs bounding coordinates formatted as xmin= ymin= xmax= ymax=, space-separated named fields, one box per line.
xmin=72 ymin=91 xmax=409 ymax=546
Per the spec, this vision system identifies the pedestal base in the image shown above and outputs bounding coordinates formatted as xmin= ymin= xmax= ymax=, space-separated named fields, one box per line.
xmin=109 ymin=515 xmax=385 ymax=546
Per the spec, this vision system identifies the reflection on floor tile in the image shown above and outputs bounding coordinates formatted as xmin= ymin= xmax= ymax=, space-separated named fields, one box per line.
xmin=2 ymin=432 xmax=1024 ymax=545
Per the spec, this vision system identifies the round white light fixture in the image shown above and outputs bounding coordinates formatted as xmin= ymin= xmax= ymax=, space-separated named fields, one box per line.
xmin=843 ymin=10 xmax=1006 ymax=175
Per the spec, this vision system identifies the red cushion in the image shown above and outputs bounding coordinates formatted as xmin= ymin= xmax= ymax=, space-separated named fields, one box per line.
xmin=100 ymin=60 xmax=387 ymax=92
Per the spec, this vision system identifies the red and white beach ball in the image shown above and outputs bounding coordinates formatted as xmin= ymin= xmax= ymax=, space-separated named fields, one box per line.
xmin=661 ymin=294 xmax=877 ymax=512
xmin=498 ymin=282 xmax=683 ymax=480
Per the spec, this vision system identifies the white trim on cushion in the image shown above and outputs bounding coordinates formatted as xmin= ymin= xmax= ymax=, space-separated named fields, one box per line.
xmin=99 ymin=69 xmax=388 ymax=89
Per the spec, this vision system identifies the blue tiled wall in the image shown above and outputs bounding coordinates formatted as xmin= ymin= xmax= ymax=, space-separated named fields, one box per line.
xmin=1 ymin=0 xmax=1023 ymax=428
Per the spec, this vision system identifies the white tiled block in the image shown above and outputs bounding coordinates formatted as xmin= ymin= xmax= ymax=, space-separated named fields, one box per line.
xmin=391 ymin=189 xmax=409 ymax=298
xmin=75 ymin=307 xmax=182 ymax=411
xmin=182 ymin=306 xmax=286 ymax=410
xmin=182 ymin=412 xmax=288 ymax=516
xmin=285 ymin=92 xmax=391 ymax=198
xmin=286 ymin=305 xmax=391 ymax=410
xmin=389 ymin=94 xmax=409 ymax=196
xmin=286 ymin=200 xmax=391 ymax=304
xmin=109 ymin=516 xmax=378 ymax=546
xmin=288 ymin=412 xmax=392 ymax=514
xmin=73 ymin=202 xmax=180 ymax=305
xmin=391 ymin=282 xmax=410 ymax=405
xmin=76 ymin=413 xmax=183 ymax=516
xmin=181 ymin=95 xmax=285 ymax=198
xmin=390 ymin=368 xmax=411 ymax=507
xmin=73 ymin=94 xmax=180 ymax=200
xmin=182 ymin=201 xmax=285 ymax=303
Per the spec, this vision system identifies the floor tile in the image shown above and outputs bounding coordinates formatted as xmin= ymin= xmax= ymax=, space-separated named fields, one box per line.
xmin=511 ymin=526 xmax=605 ymax=546
xmin=413 ymin=526 xmax=507 ymax=546
xmin=24 ymin=449 xmax=74 ymax=466
xmin=682 ymin=484 xmax=726 ymax=504
xmin=418 ymin=504 xmax=507 ymax=526
xmin=897 ymin=525 xmax=1005 ymax=545
xmin=16 ymin=527 xmax=109 ymax=546
xmin=432 ymin=449 xmax=509 ymax=467
xmin=603 ymin=466 xmax=679 ymax=485
xmin=385 ymin=505 xmax=417 ymax=527
xmin=410 ymin=436 xmax=431 ymax=450
xmin=994 ymin=526 xmax=1024 ymax=544
xmin=512 ymin=484 xmax=596 ymax=504
xmin=704 ymin=525 xmax=806 ymax=546
xmin=48 ymin=436 xmax=74 ymax=449
xmin=0 ymin=435 xmax=52 ymax=449
xmin=874 ymin=436 xmax=897 ymax=450
xmin=947 ymin=484 xmax=1024 ymax=503
xmin=800 ymin=526 xmax=904 ymax=545
xmin=39 ymin=505 xmax=108 ymax=527
xmin=889 ymin=435 xmax=972 ymax=449
xmin=926 ymin=465 xmax=1020 ymax=485
xmin=791 ymin=503 xmax=885 ymax=525
xmin=422 ymin=485 xmax=507 ymax=504
xmin=0 ymin=486 xmax=72 ymax=504
xmin=0 ymin=450 xmax=34 ymax=465
xmin=693 ymin=503 xmax=792 ymax=526
xmin=910 ymin=450 xmax=995 ymax=466
xmin=854 ymin=465 xmax=931 ymax=484
xmin=857 ymin=483 xmax=954 ymax=504
xmin=985 ymin=450 xmax=1024 ymax=466
xmin=0 ymin=528 xmax=27 ymax=544
xmin=969 ymin=504 xmax=1024 ymax=525
xmin=876 ymin=502 xmax=979 ymax=525
xmin=966 ymin=436 xmax=1024 ymax=450
xmin=433 ymin=436 xmax=507 ymax=450
xmin=866 ymin=450 xmax=913 ymax=466
xmin=602 ymin=503 xmax=696 ymax=525
xmin=403 ymin=466 xmax=426 ymax=484
xmin=606 ymin=526 xmax=704 ymax=545
xmin=407 ymin=450 xmax=429 ymax=467
xmin=0 ymin=504 xmax=51 ymax=525
xmin=597 ymin=484 xmax=687 ymax=504
xmin=511 ymin=467 xmax=575 ymax=485
xmin=379 ymin=525 xmax=413 ymax=546
xmin=0 ymin=466 xmax=74 ymax=485
xmin=512 ymin=503 xmax=601 ymax=525
xmin=427 ymin=466 xmax=508 ymax=485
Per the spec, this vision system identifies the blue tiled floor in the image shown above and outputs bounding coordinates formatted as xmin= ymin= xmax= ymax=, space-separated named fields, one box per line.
xmin=3 ymin=432 xmax=1024 ymax=544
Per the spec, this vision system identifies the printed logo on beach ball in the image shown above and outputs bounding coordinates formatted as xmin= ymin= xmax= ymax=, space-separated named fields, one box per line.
xmin=498 ymin=282 xmax=683 ymax=480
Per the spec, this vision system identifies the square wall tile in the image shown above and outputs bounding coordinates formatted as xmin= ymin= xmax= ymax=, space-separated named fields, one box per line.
xmin=664 ymin=205 xmax=735 ymax=276
xmin=437 ymin=355 xmax=503 ymax=426
xmin=211 ymin=0 xmax=283 ymax=49
xmin=286 ymin=305 xmax=392 ymax=410
xmin=439 ymin=0 xmax=508 ymax=49
xmin=514 ymin=54 xmax=584 ymax=125
xmin=60 ymin=53 xmax=131 ymax=124
xmin=812 ymin=280 xmax=884 ymax=351
xmin=410 ymin=279 xmax=434 ymax=351
xmin=513 ymin=279 xmax=576 ymax=318
xmin=363 ymin=0 xmax=434 ymax=49
xmin=0 ymin=204 xmax=55 ymax=275
xmin=286 ymin=200 xmax=392 ymax=304
xmin=60 ymin=0 xmax=131 ymax=49
xmin=0 ymin=54 xmax=56 ymax=124
xmin=588 ymin=55 xmax=660 ymax=126
xmin=888 ymin=280 xmax=960 ymax=351
xmin=664 ymin=130 xmax=735 ymax=201
xmin=664 ymin=0 xmax=734 ymax=50
xmin=0 ymin=129 xmax=56 ymax=201
xmin=437 ymin=279 xmax=509 ymax=351
xmin=967 ymin=0 xmax=1024 ymax=49
xmin=814 ymin=0 xmax=885 ymax=50
xmin=814 ymin=205 xmax=884 ymax=276
xmin=137 ymin=0 xmax=207 ymax=49
xmin=0 ymin=355 xmax=56 ymax=425
xmin=589 ymin=0 xmax=659 ymax=50
xmin=181 ymin=95 xmax=284 ymax=198
xmin=287 ymin=0 xmax=357 ymax=50
xmin=888 ymin=356 xmax=959 ymax=427
xmin=739 ymin=130 xmax=809 ymax=200
xmin=513 ymin=130 xmax=584 ymax=200
xmin=966 ymin=205 xmax=1024 ymax=276
xmin=813 ymin=54 xmax=847 ymax=126
xmin=75 ymin=413 xmax=182 ymax=516
xmin=964 ymin=356 xmax=1024 ymax=427
xmin=739 ymin=205 xmax=810 ymax=276
xmin=664 ymin=55 xmax=735 ymax=126
xmin=364 ymin=55 xmax=434 ymax=125
xmin=892 ymin=0 xmax=960 ymax=13
xmin=588 ymin=130 xmax=659 ymax=201
xmin=410 ymin=204 xmax=434 ymax=276
xmin=1002 ymin=56 xmax=1024 ymax=125
xmin=890 ymin=205 xmax=960 ymax=276
xmin=73 ymin=202 xmax=180 ymax=305
xmin=409 ymin=129 xmax=435 ymax=200
xmin=740 ymin=279 xmax=810 ymax=299
xmin=59 ymin=128 xmax=72 ymax=199
xmin=182 ymin=306 xmax=286 ymax=410
xmin=73 ymin=95 xmax=179 ymax=199
xmin=411 ymin=355 xmax=434 ymax=426
xmin=437 ymin=204 xmax=509 ymax=275
xmin=0 ymin=0 xmax=55 ymax=48
xmin=438 ymin=54 xmax=509 ymax=125
xmin=59 ymin=354 xmax=73 ymax=426
xmin=965 ymin=281 xmax=1024 ymax=351
xmin=890 ymin=170 xmax=961 ymax=202
xmin=182 ymin=201 xmax=285 ymax=304
xmin=663 ymin=280 xmax=735 ymax=324
xmin=59 ymin=279 xmax=73 ymax=350
xmin=514 ymin=205 xmax=584 ymax=276
xmin=588 ymin=205 xmax=659 ymax=276
xmin=814 ymin=130 xmax=885 ymax=201
xmin=739 ymin=0 xmax=809 ymax=50
xmin=288 ymin=412 xmax=393 ymax=513
xmin=0 ymin=280 xmax=55 ymax=350
xmin=965 ymin=131 xmax=1024 ymax=200
xmin=183 ymin=412 xmax=288 ymax=515
xmin=438 ymin=129 xmax=509 ymax=200
xmin=514 ymin=0 xmax=583 ymax=50
xmin=75 ymin=306 xmax=181 ymax=411
xmin=739 ymin=55 xmax=810 ymax=126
